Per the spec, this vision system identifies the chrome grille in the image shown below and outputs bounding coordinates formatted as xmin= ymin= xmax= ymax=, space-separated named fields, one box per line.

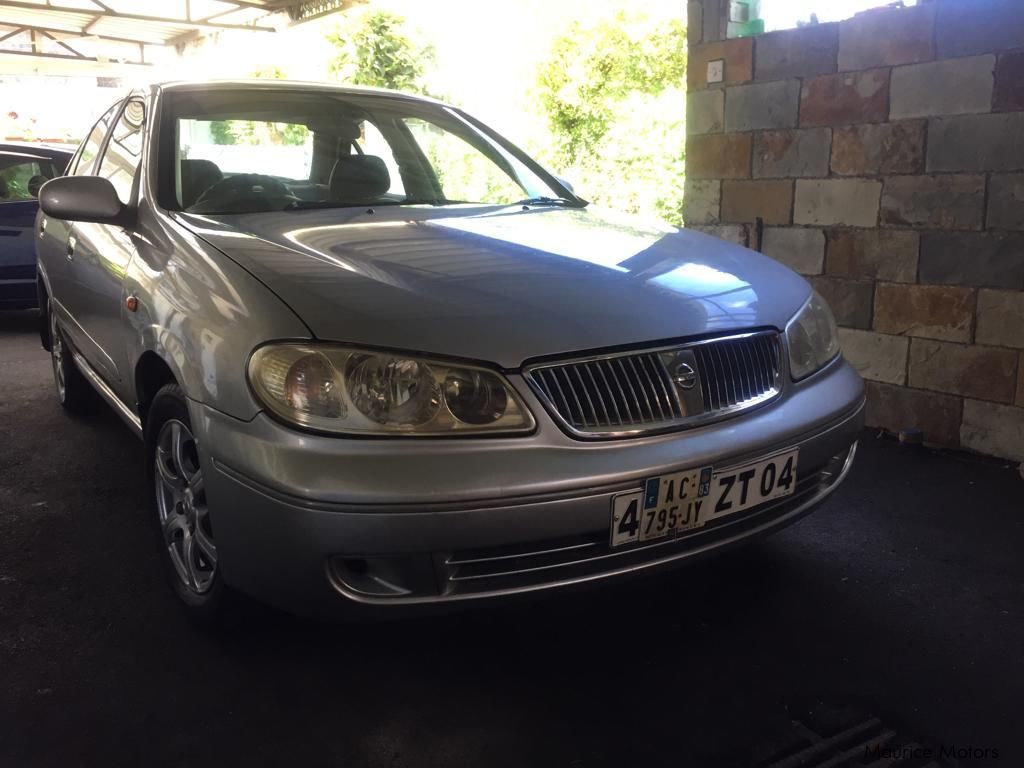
xmin=529 ymin=351 xmax=682 ymax=427
xmin=525 ymin=331 xmax=782 ymax=438
xmin=690 ymin=333 xmax=781 ymax=411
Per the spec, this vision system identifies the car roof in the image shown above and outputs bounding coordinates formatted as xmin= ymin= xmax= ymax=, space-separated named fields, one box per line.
xmin=152 ymin=79 xmax=450 ymax=108
xmin=0 ymin=142 xmax=74 ymax=159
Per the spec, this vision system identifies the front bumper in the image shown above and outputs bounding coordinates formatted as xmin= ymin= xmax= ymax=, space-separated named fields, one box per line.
xmin=195 ymin=358 xmax=864 ymax=618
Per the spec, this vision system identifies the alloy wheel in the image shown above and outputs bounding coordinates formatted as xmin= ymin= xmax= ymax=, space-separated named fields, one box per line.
xmin=154 ymin=419 xmax=217 ymax=593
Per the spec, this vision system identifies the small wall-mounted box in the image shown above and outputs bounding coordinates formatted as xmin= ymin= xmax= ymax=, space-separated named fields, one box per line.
xmin=707 ymin=59 xmax=725 ymax=84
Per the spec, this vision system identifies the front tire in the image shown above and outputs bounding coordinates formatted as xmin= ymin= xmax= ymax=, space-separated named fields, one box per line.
xmin=146 ymin=383 xmax=227 ymax=623
xmin=48 ymin=300 xmax=95 ymax=415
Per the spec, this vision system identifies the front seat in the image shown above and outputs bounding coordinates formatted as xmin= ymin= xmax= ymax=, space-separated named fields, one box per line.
xmin=329 ymin=155 xmax=390 ymax=204
xmin=180 ymin=159 xmax=224 ymax=208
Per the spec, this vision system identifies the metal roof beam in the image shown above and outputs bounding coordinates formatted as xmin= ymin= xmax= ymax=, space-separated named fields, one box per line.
xmin=0 ymin=1 xmax=278 ymax=34
xmin=203 ymin=0 xmax=285 ymax=11
xmin=196 ymin=5 xmax=267 ymax=24
xmin=2 ymin=22 xmax=151 ymax=46
xmin=0 ymin=46 xmax=148 ymax=65
xmin=39 ymin=27 xmax=85 ymax=57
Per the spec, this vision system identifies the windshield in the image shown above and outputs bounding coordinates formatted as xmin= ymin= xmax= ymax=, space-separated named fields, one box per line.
xmin=160 ymin=88 xmax=574 ymax=214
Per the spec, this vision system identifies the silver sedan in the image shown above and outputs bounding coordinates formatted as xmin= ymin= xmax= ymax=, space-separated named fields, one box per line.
xmin=35 ymin=81 xmax=863 ymax=621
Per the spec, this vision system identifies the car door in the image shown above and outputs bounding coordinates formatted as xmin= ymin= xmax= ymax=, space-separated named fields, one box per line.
xmin=64 ymin=97 xmax=147 ymax=396
xmin=38 ymin=103 xmax=119 ymax=351
xmin=0 ymin=151 xmax=60 ymax=308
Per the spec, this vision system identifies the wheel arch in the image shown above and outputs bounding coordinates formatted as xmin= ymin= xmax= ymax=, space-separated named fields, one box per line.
xmin=135 ymin=351 xmax=179 ymax=430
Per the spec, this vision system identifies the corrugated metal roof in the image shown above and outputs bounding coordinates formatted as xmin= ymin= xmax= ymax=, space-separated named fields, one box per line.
xmin=0 ymin=0 xmax=364 ymax=70
xmin=0 ymin=0 xmax=292 ymax=49
xmin=87 ymin=16 xmax=198 ymax=45
xmin=0 ymin=6 xmax=96 ymax=32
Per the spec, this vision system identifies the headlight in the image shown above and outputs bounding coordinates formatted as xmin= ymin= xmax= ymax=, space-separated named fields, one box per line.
xmin=248 ymin=344 xmax=535 ymax=435
xmin=786 ymin=291 xmax=840 ymax=380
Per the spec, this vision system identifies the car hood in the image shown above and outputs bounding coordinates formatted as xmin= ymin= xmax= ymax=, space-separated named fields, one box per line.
xmin=177 ymin=205 xmax=810 ymax=369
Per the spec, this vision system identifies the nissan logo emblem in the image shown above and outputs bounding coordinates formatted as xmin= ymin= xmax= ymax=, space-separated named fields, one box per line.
xmin=673 ymin=362 xmax=698 ymax=390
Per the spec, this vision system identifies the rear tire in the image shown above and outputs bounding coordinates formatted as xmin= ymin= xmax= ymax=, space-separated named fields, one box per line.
xmin=146 ymin=383 xmax=231 ymax=625
xmin=47 ymin=300 xmax=96 ymax=415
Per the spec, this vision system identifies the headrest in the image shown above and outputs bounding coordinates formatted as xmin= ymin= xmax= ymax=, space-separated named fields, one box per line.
xmin=307 ymin=119 xmax=362 ymax=142
xmin=329 ymin=155 xmax=390 ymax=203
xmin=180 ymin=159 xmax=223 ymax=207
xmin=181 ymin=158 xmax=223 ymax=183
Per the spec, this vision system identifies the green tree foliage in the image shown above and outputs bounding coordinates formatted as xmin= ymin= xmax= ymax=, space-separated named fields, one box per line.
xmin=209 ymin=120 xmax=235 ymax=145
xmin=210 ymin=66 xmax=309 ymax=147
xmin=0 ymin=165 xmax=30 ymax=200
xmin=327 ymin=10 xmax=434 ymax=93
xmin=251 ymin=65 xmax=287 ymax=80
xmin=535 ymin=12 xmax=687 ymax=225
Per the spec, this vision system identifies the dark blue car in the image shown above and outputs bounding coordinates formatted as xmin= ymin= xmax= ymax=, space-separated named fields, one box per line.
xmin=0 ymin=143 xmax=73 ymax=310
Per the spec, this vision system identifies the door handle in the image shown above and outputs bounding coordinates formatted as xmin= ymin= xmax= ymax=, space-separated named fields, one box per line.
xmin=66 ymin=235 xmax=76 ymax=260
xmin=0 ymin=229 xmax=18 ymax=237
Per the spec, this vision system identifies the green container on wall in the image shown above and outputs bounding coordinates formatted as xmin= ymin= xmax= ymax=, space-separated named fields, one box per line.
xmin=728 ymin=0 xmax=765 ymax=38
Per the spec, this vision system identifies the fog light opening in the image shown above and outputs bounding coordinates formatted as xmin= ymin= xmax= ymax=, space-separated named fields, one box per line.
xmin=342 ymin=557 xmax=368 ymax=575
xmin=329 ymin=554 xmax=439 ymax=599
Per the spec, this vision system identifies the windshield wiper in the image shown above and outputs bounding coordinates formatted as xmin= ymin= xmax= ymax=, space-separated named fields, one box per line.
xmin=514 ymin=196 xmax=584 ymax=208
xmin=283 ymin=200 xmax=366 ymax=211
xmin=283 ymin=198 xmax=447 ymax=211
xmin=283 ymin=197 xmax=581 ymax=212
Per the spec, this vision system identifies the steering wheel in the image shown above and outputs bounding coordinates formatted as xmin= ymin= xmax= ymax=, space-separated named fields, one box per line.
xmin=191 ymin=173 xmax=296 ymax=212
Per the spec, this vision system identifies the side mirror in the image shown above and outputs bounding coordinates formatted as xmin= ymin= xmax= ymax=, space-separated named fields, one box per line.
xmin=39 ymin=176 xmax=129 ymax=225
xmin=554 ymin=175 xmax=575 ymax=195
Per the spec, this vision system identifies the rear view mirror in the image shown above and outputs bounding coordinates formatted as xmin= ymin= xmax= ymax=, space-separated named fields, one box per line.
xmin=39 ymin=176 xmax=128 ymax=225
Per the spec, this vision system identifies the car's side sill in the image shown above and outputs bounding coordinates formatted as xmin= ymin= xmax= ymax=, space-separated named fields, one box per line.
xmin=71 ymin=350 xmax=143 ymax=440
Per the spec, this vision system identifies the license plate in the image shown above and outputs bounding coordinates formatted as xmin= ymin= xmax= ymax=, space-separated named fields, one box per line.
xmin=610 ymin=449 xmax=799 ymax=548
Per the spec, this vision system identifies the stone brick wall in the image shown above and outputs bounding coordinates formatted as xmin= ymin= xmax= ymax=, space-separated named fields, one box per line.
xmin=685 ymin=0 xmax=1024 ymax=461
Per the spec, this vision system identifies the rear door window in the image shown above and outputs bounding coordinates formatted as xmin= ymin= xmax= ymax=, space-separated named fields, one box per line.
xmin=0 ymin=157 xmax=59 ymax=202
xmin=179 ymin=118 xmax=314 ymax=179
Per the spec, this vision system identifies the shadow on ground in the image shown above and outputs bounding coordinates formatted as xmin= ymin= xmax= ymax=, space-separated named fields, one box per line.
xmin=1 ymin=311 xmax=1021 ymax=767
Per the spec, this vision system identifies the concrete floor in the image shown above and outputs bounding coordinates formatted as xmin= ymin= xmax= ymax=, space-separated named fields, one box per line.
xmin=1 ymin=309 xmax=1022 ymax=767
